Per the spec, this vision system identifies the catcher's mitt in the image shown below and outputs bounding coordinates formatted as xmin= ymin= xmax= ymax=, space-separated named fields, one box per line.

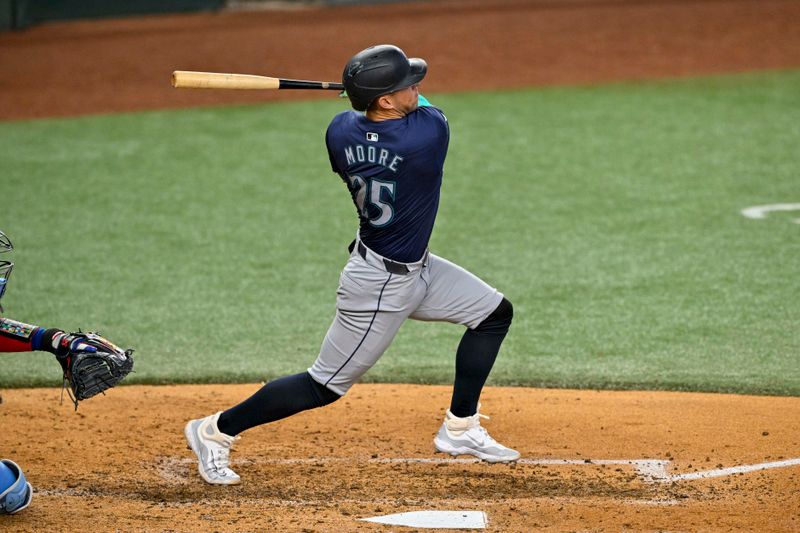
xmin=57 ymin=332 xmax=134 ymax=409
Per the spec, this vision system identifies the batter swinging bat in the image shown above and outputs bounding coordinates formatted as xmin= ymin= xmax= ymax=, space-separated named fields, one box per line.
xmin=171 ymin=71 xmax=344 ymax=91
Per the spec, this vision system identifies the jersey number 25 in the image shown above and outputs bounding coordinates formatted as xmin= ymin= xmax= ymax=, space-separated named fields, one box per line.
xmin=347 ymin=174 xmax=396 ymax=227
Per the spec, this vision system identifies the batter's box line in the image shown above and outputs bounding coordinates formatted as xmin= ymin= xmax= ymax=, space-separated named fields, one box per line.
xmin=376 ymin=456 xmax=800 ymax=482
xmin=661 ymin=457 xmax=800 ymax=482
xmin=155 ymin=456 xmax=800 ymax=484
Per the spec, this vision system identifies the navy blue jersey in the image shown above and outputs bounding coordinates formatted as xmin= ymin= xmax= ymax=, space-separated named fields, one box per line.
xmin=326 ymin=105 xmax=449 ymax=263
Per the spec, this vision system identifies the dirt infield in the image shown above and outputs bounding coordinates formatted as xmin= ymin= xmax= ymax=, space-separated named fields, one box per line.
xmin=1 ymin=384 xmax=799 ymax=531
xmin=2 ymin=0 xmax=800 ymax=530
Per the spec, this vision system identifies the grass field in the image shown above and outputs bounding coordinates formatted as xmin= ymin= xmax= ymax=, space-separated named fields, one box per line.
xmin=1 ymin=70 xmax=798 ymax=394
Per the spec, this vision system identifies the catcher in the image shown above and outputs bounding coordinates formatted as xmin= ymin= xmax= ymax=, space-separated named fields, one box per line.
xmin=0 ymin=229 xmax=134 ymax=409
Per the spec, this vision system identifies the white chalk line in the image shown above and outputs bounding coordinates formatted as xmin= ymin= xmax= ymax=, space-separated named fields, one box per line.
xmin=35 ymin=489 xmax=677 ymax=511
xmin=155 ymin=455 xmax=800 ymax=484
xmin=741 ymin=203 xmax=800 ymax=224
xmin=664 ymin=457 xmax=800 ymax=482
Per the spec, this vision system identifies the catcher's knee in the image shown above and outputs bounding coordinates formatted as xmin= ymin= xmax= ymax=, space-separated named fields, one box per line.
xmin=474 ymin=297 xmax=513 ymax=336
xmin=306 ymin=372 xmax=342 ymax=407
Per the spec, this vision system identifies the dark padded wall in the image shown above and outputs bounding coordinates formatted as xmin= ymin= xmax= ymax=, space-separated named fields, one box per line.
xmin=3 ymin=0 xmax=225 ymax=29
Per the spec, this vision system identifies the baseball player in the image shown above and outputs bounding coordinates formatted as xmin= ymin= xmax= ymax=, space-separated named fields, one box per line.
xmin=185 ymin=44 xmax=518 ymax=485
xmin=0 ymin=229 xmax=133 ymax=513
xmin=0 ymin=229 xmax=133 ymax=405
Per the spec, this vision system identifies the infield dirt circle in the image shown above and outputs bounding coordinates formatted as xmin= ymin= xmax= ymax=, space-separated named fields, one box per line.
xmin=1 ymin=1 xmax=800 ymax=531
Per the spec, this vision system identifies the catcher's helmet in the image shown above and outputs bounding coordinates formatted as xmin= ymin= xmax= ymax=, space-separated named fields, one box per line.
xmin=0 ymin=459 xmax=33 ymax=515
xmin=0 ymin=231 xmax=11 ymax=254
xmin=342 ymin=44 xmax=427 ymax=111
xmin=0 ymin=231 xmax=13 ymax=313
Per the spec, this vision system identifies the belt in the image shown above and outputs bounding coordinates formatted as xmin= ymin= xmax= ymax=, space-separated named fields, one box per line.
xmin=348 ymin=240 xmax=411 ymax=275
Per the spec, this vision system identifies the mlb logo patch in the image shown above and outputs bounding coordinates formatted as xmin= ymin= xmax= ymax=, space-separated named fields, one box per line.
xmin=366 ymin=132 xmax=379 ymax=142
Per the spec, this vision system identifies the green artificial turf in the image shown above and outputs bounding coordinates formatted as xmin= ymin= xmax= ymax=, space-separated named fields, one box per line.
xmin=1 ymin=70 xmax=798 ymax=394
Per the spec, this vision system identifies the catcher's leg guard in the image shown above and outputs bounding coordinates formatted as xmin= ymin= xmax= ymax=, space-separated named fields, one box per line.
xmin=0 ymin=459 xmax=33 ymax=514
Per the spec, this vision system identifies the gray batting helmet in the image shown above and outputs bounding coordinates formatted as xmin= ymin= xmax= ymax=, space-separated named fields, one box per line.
xmin=342 ymin=44 xmax=427 ymax=112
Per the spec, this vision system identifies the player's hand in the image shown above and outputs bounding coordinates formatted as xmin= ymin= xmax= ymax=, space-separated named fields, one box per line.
xmin=56 ymin=332 xmax=134 ymax=409
xmin=65 ymin=334 xmax=98 ymax=354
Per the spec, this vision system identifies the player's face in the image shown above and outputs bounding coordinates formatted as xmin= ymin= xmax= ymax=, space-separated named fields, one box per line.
xmin=387 ymin=84 xmax=420 ymax=115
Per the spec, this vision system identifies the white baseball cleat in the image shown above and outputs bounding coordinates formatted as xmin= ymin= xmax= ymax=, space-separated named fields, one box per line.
xmin=433 ymin=406 xmax=520 ymax=463
xmin=184 ymin=411 xmax=241 ymax=485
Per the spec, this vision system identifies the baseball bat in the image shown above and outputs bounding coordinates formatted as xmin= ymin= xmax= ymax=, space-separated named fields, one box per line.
xmin=171 ymin=71 xmax=344 ymax=91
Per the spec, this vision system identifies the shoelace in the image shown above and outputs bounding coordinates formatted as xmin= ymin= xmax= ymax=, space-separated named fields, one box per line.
xmin=473 ymin=425 xmax=501 ymax=446
xmin=467 ymin=412 xmax=490 ymax=429
xmin=466 ymin=413 xmax=504 ymax=447
xmin=209 ymin=435 xmax=240 ymax=472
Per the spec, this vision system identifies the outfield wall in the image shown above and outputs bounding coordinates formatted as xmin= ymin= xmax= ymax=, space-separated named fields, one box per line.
xmin=1 ymin=0 xmax=225 ymax=29
xmin=0 ymin=0 xmax=408 ymax=30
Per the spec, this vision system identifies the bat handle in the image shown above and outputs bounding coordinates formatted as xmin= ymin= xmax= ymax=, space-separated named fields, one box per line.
xmin=279 ymin=79 xmax=345 ymax=91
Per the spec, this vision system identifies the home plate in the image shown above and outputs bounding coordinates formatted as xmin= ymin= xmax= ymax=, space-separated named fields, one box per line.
xmin=360 ymin=510 xmax=487 ymax=529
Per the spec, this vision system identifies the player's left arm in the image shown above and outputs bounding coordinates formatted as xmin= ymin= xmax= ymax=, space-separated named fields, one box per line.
xmin=0 ymin=318 xmax=115 ymax=358
xmin=1 ymin=316 xmax=134 ymax=408
xmin=0 ymin=317 xmax=50 ymax=352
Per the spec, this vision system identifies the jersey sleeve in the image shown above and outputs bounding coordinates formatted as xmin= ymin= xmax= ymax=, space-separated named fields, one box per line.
xmin=419 ymin=105 xmax=449 ymax=141
xmin=325 ymin=121 xmax=339 ymax=173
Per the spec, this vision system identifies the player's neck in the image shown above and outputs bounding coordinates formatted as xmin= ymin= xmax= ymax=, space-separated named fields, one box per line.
xmin=366 ymin=107 xmax=406 ymax=122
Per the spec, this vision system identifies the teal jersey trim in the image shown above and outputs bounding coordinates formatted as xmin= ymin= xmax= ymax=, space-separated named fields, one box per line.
xmin=418 ymin=94 xmax=432 ymax=107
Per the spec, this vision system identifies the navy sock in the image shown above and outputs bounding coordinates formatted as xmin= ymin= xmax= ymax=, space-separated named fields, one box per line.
xmin=449 ymin=298 xmax=513 ymax=418
xmin=217 ymin=371 xmax=340 ymax=436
